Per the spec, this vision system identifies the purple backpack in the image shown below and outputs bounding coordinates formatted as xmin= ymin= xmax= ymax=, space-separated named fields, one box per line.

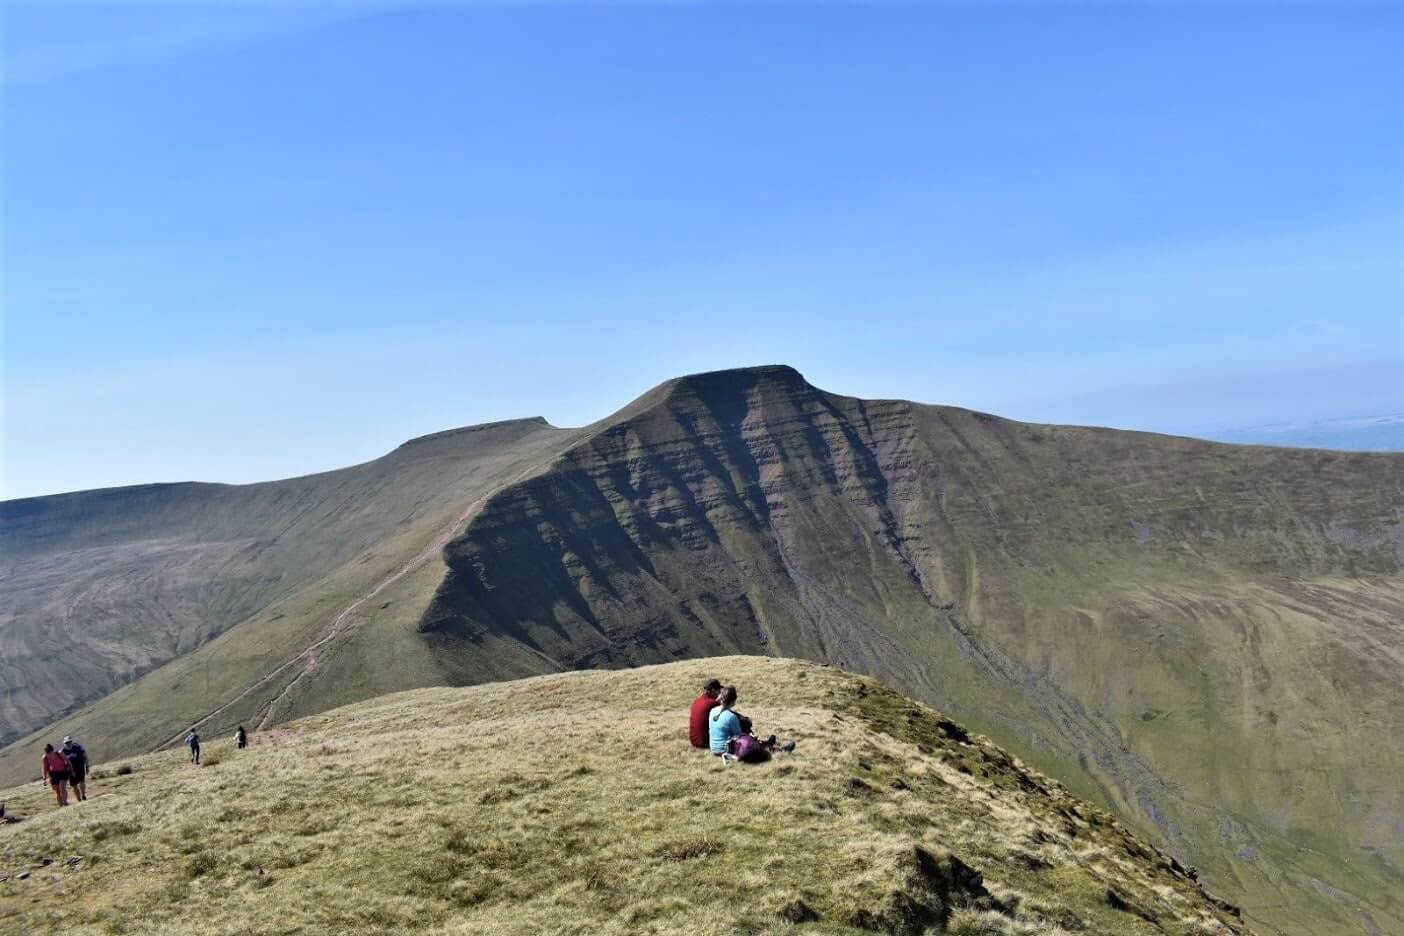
xmin=730 ymin=734 xmax=770 ymax=763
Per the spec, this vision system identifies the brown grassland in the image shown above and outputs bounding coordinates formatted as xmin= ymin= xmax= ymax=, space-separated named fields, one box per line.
xmin=0 ymin=658 xmax=1247 ymax=935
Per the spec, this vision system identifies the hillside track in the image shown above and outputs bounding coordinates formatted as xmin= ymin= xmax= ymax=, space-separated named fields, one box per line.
xmin=151 ymin=464 xmax=545 ymax=749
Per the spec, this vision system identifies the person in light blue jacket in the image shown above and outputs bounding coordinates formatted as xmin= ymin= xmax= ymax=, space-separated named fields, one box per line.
xmin=708 ymin=686 xmax=744 ymax=755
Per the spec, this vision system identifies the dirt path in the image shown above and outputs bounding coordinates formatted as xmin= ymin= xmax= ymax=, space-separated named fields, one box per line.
xmin=151 ymin=465 xmax=539 ymax=751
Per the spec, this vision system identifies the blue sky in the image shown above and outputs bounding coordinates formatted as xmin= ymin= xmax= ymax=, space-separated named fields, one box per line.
xmin=3 ymin=2 xmax=1401 ymax=499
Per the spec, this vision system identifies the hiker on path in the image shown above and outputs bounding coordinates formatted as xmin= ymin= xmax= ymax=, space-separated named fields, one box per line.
xmin=186 ymin=729 xmax=201 ymax=765
xmin=689 ymin=679 xmax=723 ymax=749
xmin=234 ymin=726 xmax=247 ymax=750
xmin=41 ymin=744 xmax=70 ymax=807
xmin=62 ymin=736 xmax=89 ymax=802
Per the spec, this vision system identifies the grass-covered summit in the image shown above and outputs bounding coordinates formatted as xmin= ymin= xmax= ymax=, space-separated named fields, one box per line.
xmin=0 ymin=658 xmax=1246 ymax=935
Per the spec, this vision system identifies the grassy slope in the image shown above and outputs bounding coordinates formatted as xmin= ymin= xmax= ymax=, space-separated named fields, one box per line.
xmin=419 ymin=367 xmax=1404 ymax=936
xmin=0 ymin=658 xmax=1248 ymax=936
xmin=0 ymin=418 xmax=570 ymax=774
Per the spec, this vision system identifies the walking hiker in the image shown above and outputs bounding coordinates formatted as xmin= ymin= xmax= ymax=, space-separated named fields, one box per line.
xmin=41 ymin=744 xmax=70 ymax=807
xmin=234 ymin=726 xmax=247 ymax=750
xmin=689 ymin=679 xmax=723 ymax=749
xmin=62 ymin=736 xmax=89 ymax=802
xmin=186 ymin=729 xmax=201 ymax=765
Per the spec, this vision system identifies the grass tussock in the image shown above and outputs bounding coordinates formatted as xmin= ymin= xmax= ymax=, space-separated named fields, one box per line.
xmin=652 ymin=837 xmax=726 ymax=861
xmin=0 ymin=657 xmax=1248 ymax=936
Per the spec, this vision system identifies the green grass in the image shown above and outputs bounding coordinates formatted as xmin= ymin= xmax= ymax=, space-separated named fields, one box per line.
xmin=0 ymin=658 xmax=1247 ymax=936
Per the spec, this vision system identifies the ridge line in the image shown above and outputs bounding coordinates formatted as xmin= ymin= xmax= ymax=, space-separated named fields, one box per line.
xmin=150 ymin=460 xmax=550 ymax=750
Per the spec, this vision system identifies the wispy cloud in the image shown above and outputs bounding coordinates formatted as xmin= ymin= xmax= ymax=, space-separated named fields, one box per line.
xmin=3 ymin=4 xmax=394 ymax=85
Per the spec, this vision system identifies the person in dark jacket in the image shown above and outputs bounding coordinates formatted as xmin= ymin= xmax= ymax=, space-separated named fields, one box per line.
xmin=61 ymin=736 xmax=89 ymax=802
xmin=234 ymin=726 xmax=248 ymax=750
xmin=186 ymin=729 xmax=201 ymax=765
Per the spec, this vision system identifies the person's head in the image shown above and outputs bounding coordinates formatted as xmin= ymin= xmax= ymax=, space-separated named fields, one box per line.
xmin=703 ymin=678 xmax=722 ymax=699
xmin=44 ymin=743 xmax=53 ymax=753
xmin=62 ymin=736 xmax=72 ymax=747
xmin=238 ymin=725 xmax=245 ymax=732
xmin=719 ymin=686 xmax=738 ymax=709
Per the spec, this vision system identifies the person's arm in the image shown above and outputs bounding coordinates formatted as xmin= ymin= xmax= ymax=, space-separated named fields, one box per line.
xmin=41 ymin=758 xmax=49 ymax=782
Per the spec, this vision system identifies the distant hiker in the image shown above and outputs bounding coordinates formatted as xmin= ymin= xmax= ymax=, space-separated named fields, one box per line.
xmin=62 ymin=736 xmax=89 ymax=802
xmin=689 ymin=679 xmax=723 ymax=749
xmin=41 ymin=744 xmax=70 ymax=807
xmin=234 ymin=726 xmax=247 ymax=750
xmin=186 ymin=729 xmax=201 ymax=765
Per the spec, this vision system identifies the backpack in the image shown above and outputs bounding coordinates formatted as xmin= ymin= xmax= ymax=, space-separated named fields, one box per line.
xmin=729 ymin=734 xmax=770 ymax=764
xmin=65 ymin=744 xmax=87 ymax=771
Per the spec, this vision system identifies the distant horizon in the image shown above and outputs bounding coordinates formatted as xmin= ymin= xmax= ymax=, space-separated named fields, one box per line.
xmin=5 ymin=2 xmax=1401 ymax=499
xmin=5 ymin=358 xmax=1401 ymax=502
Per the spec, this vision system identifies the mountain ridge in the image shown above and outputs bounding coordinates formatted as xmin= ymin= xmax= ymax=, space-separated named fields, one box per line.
xmin=2 ymin=365 xmax=1400 ymax=935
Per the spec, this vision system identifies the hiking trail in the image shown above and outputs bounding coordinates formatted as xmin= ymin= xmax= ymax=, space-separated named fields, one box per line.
xmin=151 ymin=465 xmax=541 ymax=750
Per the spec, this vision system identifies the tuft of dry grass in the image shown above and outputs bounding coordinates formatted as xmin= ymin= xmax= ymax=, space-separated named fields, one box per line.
xmin=652 ymin=837 xmax=726 ymax=861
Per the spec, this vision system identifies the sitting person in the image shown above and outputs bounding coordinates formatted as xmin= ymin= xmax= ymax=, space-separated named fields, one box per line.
xmin=689 ymin=678 xmax=723 ymax=749
xmin=709 ymin=687 xmax=794 ymax=762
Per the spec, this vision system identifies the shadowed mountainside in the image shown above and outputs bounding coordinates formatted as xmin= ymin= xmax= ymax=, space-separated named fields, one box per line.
xmin=2 ymin=365 xmax=1400 ymax=935
xmin=0 ymin=657 xmax=1251 ymax=936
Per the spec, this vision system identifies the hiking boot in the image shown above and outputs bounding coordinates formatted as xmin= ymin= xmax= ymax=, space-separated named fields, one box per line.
xmin=780 ymin=740 xmax=796 ymax=753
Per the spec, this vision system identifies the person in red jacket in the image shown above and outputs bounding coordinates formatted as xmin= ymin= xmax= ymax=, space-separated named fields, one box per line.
xmin=688 ymin=679 xmax=723 ymax=748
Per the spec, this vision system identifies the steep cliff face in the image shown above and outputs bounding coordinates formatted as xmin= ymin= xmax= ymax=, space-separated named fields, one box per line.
xmin=422 ymin=365 xmax=1404 ymax=936
xmin=425 ymin=367 xmax=940 ymax=674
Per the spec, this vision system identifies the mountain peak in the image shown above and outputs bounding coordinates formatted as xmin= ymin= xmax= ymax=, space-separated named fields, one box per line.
xmin=664 ymin=363 xmax=810 ymax=394
xmin=394 ymin=416 xmax=558 ymax=452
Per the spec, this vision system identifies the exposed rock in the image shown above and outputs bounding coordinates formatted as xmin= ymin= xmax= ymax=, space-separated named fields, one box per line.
xmin=1106 ymin=887 xmax=1158 ymax=924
